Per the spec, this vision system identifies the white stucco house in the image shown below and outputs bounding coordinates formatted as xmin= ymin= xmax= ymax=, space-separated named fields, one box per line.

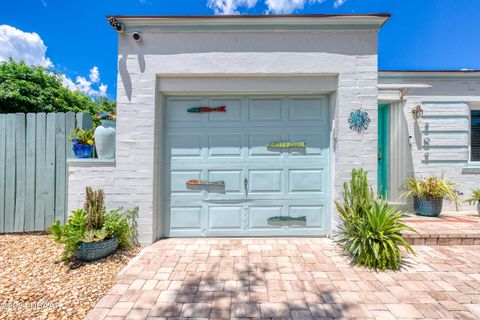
xmin=67 ymin=14 xmax=480 ymax=245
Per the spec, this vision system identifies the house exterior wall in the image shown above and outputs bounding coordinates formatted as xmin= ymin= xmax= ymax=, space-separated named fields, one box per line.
xmin=379 ymin=75 xmax=480 ymax=210
xmin=68 ymin=24 xmax=380 ymax=244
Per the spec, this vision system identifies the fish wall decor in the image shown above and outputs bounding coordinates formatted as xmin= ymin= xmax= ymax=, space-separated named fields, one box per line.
xmin=186 ymin=179 xmax=225 ymax=187
xmin=267 ymin=216 xmax=307 ymax=227
xmin=267 ymin=141 xmax=306 ymax=149
xmin=187 ymin=106 xmax=226 ymax=113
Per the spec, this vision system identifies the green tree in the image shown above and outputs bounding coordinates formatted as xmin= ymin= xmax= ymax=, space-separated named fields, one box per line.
xmin=0 ymin=59 xmax=115 ymax=114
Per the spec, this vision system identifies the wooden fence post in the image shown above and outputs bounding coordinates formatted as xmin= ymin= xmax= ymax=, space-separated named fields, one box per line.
xmin=24 ymin=113 xmax=36 ymax=231
xmin=35 ymin=113 xmax=46 ymax=231
xmin=14 ymin=113 xmax=26 ymax=232
xmin=0 ymin=115 xmax=5 ymax=233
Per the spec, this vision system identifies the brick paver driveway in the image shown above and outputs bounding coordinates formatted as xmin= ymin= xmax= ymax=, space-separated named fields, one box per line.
xmin=87 ymin=238 xmax=480 ymax=319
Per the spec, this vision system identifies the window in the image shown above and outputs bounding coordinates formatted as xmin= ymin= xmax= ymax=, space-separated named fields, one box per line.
xmin=471 ymin=110 xmax=480 ymax=161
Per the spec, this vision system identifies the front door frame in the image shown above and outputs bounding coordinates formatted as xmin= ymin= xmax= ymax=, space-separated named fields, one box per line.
xmin=378 ymin=104 xmax=389 ymax=198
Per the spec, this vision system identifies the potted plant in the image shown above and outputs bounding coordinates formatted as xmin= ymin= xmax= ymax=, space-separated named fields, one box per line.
xmin=48 ymin=187 xmax=136 ymax=265
xmin=94 ymin=112 xmax=116 ymax=159
xmin=465 ymin=188 xmax=480 ymax=215
xmin=67 ymin=128 xmax=95 ymax=159
xmin=402 ymin=176 xmax=459 ymax=217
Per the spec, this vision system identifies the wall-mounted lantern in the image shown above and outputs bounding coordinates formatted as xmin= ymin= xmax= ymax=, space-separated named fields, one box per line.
xmin=411 ymin=105 xmax=424 ymax=119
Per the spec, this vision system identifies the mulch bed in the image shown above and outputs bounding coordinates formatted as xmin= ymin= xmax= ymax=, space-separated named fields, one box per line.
xmin=0 ymin=233 xmax=140 ymax=320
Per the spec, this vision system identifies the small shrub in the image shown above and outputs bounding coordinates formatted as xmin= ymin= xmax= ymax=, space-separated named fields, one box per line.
xmin=47 ymin=187 xmax=137 ymax=261
xmin=465 ymin=188 xmax=480 ymax=205
xmin=335 ymin=169 xmax=416 ymax=271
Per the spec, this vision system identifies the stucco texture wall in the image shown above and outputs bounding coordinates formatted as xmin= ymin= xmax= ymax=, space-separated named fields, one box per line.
xmin=69 ymin=29 xmax=379 ymax=244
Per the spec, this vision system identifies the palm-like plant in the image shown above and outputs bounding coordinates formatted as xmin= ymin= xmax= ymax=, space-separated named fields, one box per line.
xmin=337 ymin=200 xmax=415 ymax=270
xmin=336 ymin=169 xmax=416 ymax=270
xmin=465 ymin=188 xmax=480 ymax=205
xmin=402 ymin=176 xmax=459 ymax=203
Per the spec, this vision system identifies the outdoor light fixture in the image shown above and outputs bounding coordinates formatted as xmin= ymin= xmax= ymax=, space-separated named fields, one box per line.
xmin=411 ymin=105 xmax=423 ymax=119
xmin=108 ymin=17 xmax=125 ymax=32
xmin=132 ymin=32 xmax=142 ymax=42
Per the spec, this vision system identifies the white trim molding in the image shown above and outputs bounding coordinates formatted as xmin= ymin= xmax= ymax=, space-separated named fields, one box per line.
xmin=109 ymin=15 xmax=390 ymax=33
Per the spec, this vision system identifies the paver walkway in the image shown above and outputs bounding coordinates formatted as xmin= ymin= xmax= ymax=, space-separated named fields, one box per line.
xmin=86 ymin=238 xmax=480 ymax=320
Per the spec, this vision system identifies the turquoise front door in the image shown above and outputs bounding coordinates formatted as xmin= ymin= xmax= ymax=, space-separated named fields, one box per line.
xmin=164 ymin=96 xmax=330 ymax=237
xmin=378 ymin=104 xmax=389 ymax=198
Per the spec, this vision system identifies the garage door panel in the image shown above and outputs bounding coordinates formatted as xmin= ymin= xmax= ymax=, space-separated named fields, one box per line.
xmin=208 ymin=98 xmax=243 ymax=121
xmin=208 ymin=133 xmax=243 ymax=157
xmin=208 ymin=206 xmax=243 ymax=229
xmin=248 ymin=132 xmax=284 ymax=157
xmin=168 ymin=134 xmax=203 ymax=158
xmin=288 ymin=169 xmax=324 ymax=194
xmin=249 ymin=98 xmax=283 ymax=121
xmin=288 ymin=132 xmax=328 ymax=158
xmin=249 ymin=170 xmax=283 ymax=194
xmin=167 ymin=98 xmax=205 ymax=122
xmin=289 ymin=205 xmax=326 ymax=228
xmin=249 ymin=206 xmax=284 ymax=229
xmin=289 ymin=98 xmax=328 ymax=122
xmin=170 ymin=170 xmax=202 ymax=194
xmin=170 ymin=206 xmax=203 ymax=230
xmin=208 ymin=170 xmax=243 ymax=193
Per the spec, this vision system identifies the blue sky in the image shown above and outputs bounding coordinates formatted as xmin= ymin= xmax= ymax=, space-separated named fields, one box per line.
xmin=0 ymin=0 xmax=479 ymax=99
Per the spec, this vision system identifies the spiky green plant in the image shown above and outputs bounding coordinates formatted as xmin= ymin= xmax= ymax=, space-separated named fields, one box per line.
xmin=466 ymin=188 xmax=480 ymax=205
xmin=84 ymin=187 xmax=105 ymax=230
xmin=336 ymin=200 xmax=415 ymax=270
xmin=335 ymin=169 xmax=416 ymax=270
xmin=336 ymin=168 xmax=375 ymax=221
xmin=402 ymin=176 xmax=459 ymax=203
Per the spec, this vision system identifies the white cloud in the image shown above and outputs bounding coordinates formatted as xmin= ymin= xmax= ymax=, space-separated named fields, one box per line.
xmin=60 ymin=74 xmax=77 ymax=91
xmin=89 ymin=66 xmax=100 ymax=83
xmin=208 ymin=0 xmax=348 ymax=14
xmin=99 ymin=84 xmax=108 ymax=96
xmin=0 ymin=25 xmax=52 ymax=67
xmin=265 ymin=0 xmax=325 ymax=14
xmin=0 ymin=24 xmax=108 ymax=97
xmin=71 ymin=72 xmax=107 ymax=97
xmin=207 ymin=0 xmax=258 ymax=15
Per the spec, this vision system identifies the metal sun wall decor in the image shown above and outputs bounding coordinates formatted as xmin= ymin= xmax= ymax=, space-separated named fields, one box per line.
xmin=348 ymin=109 xmax=371 ymax=133
xmin=187 ymin=106 xmax=226 ymax=113
xmin=267 ymin=141 xmax=306 ymax=149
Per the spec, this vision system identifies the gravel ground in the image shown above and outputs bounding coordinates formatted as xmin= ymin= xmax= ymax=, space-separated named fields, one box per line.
xmin=0 ymin=233 xmax=140 ymax=320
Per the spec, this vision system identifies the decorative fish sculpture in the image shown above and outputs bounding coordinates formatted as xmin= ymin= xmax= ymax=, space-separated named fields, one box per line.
xmin=187 ymin=106 xmax=226 ymax=113
xmin=267 ymin=141 xmax=306 ymax=149
xmin=186 ymin=179 xmax=225 ymax=187
xmin=267 ymin=216 xmax=307 ymax=227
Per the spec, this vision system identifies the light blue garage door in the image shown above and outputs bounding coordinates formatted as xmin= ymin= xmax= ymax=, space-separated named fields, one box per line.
xmin=164 ymin=96 xmax=330 ymax=237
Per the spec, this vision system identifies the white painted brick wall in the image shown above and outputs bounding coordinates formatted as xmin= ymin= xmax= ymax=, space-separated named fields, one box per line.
xmin=381 ymin=77 xmax=480 ymax=212
xmin=68 ymin=29 xmax=380 ymax=244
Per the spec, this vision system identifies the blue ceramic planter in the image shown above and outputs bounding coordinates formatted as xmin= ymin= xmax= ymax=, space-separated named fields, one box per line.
xmin=74 ymin=238 xmax=118 ymax=262
xmin=72 ymin=144 xmax=93 ymax=159
xmin=413 ymin=196 xmax=443 ymax=217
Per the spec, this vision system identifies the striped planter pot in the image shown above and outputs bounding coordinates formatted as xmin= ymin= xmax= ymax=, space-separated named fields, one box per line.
xmin=74 ymin=237 xmax=118 ymax=262
xmin=413 ymin=196 xmax=443 ymax=217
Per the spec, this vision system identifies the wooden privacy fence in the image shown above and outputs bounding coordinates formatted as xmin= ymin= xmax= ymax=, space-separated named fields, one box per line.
xmin=0 ymin=112 xmax=92 ymax=233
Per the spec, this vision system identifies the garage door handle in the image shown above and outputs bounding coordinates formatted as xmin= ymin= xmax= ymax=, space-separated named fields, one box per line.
xmin=244 ymin=177 xmax=248 ymax=197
